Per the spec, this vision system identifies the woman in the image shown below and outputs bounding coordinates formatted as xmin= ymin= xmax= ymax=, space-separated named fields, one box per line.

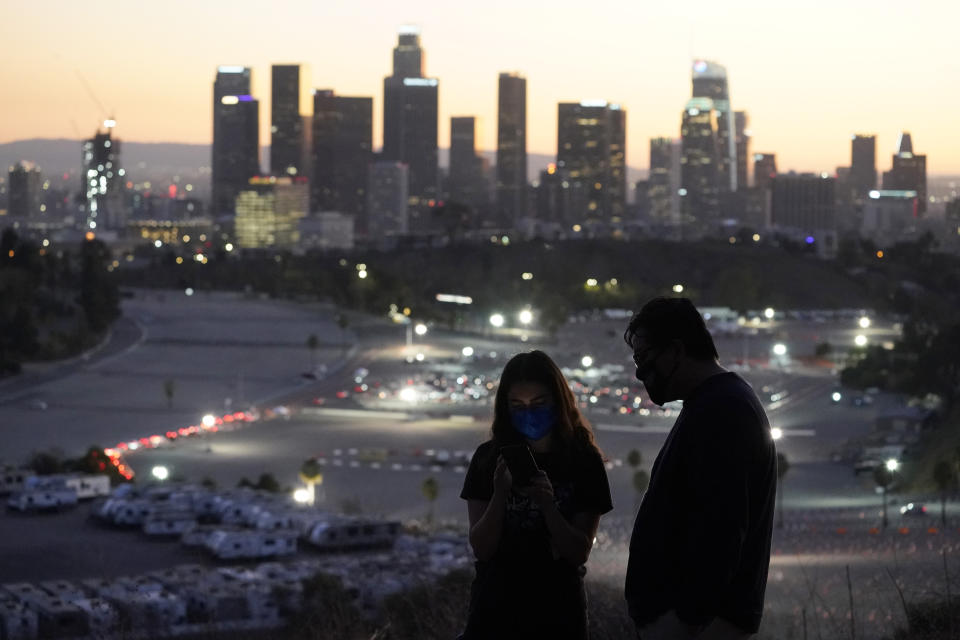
xmin=459 ymin=350 xmax=613 ymax=639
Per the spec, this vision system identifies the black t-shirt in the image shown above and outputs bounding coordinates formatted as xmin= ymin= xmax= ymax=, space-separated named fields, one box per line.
xmin=460 ymin=439 xmax=613 ymax=639
xmin=624 ymin=372 xmax=777 ymax=634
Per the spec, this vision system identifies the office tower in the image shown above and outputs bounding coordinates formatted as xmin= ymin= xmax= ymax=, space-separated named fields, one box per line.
xmin=753 ymin=153 xmax=777 ymax=192
xmin=7 ymin=162 xmax=42 ymax=218
xmin=648 ymin=137 xmax=681 ymax=226
xmin=770 ymin=173 xmax=837 ymax=255
xmin=382 ymin=27 xmax=438 ymax=212
xmin=311 ymin=90 xmax=372 ymax=221
xmin=534 ymin=163 xmax=569 ymax=225
xmin=861 ymin=190 xmax=920 ymax=247
xmin=234 ymin=176 xmax=308 ymax=249
xmin=367 ymin=161 xmax=409 ymax=238
xmin=496 ymin=72 xmax=527 ymax=226
xmin=680 ymin=98 xmax=722 ymax=231
xmin=882 ymin=132 xmax=927 ymax=215
xmin=734 ymin=111 xmax=750 ymax=190
xmin=271 ymin=64 xmax=311 ymax=177
xmin=447 ymin=116 xmax=486 ymax=213
xmin=212 ymin=66 xmax=260 ymax=216
xmin=692 ymin=60 xmax=737 ymax=191
xmin=81 ymin=120 xmax=125 ymax=230
xmin=556 ymin=100 xmax=626 ymax=225
xmin=850 ymin=134 xmax=877 ymax=201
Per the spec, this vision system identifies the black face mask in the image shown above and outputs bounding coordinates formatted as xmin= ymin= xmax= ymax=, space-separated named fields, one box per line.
xmin=636 ymin=348 xmax=677 ymax=406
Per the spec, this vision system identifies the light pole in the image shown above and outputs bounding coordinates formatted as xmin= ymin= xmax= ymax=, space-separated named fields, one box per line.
xmin=877 ymin=458 xmax=899 ymax=528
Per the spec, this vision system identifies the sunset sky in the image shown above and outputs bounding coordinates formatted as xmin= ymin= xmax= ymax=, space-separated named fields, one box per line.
xmin=3 ymin=0 xmax=958 ymax=174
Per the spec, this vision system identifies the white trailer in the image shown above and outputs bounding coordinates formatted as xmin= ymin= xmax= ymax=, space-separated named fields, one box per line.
xmin=0 ymin=469 xmax=35 ymax=496
xmin=6 ymin=489 xmax=77 ymax=512
xmin=64 ymin=475 xmax=111 ymax=499
xmin=0 ymin=599 xmax=38 ymax=640
xmin=205 ymin=529 xmax=297 ymax=560
xmin=143 ymin=509 xmax=196 ymax=536
xmin=305 ymin=517 xmax=401 ymax=551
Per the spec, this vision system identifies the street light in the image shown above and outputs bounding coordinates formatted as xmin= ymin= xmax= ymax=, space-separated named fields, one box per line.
xmin=772 ymin=343 xmax=788 ymax=357
xmin=672 ymin=284 xmax=684 ymax=293
xmin=770 ymin=427 xmax=784 ymax=441
xmin=462 ymin=346 xmax=474 ymax=357
xmin=414 ymin=323 xmax=428 ymax=336
xmin=764 ymin=308 xmax=775 ymax=320
xmin=293 ymin=488 xmax=311 ymax=504
xmin=854 ymin=334 xmax=868 ymax=347
xmin=151 ymin=465 xmax=169 ymax=481
xmin=489 ymin=313 xmax=504 ymax=328
xmin=859 ymin=316 xmax=871 ymax=329
xmin=519 ymin=309 xmax=533 ymax=325
xmin=581 ymin=355 xmax=594 ymax=368
xmin=886 ymin=458 xmax=900 ymax=472
xmin=201 ymin=414 xmax=216 ymax=428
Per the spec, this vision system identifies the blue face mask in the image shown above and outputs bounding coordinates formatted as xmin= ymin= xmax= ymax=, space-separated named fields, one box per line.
xmin=510 ymin=406 xmax=558 ymax=441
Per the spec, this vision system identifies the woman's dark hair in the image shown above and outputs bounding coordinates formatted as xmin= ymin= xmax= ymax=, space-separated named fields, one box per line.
xmin=491 ymin=350 xmax=600 ymax=457
xmin=623 ymin=297 xmax=719 ymax=361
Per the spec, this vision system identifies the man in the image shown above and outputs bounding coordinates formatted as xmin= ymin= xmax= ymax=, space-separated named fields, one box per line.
xmin=623 ymin=297 xmax=777 ymax=639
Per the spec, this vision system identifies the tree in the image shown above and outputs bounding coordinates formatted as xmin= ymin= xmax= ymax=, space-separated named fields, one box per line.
xmin=255 ymin=473 xmax=281 ymax=493
xmin=421 ymin=476 xmax=439 ymax=526
xmin=874 ymin=465 xmax=895 ymax=528
xmin=626 ymin=449 xmax=642 ymax=470
xmin=776 ymin=452 xmax=790 ymax=529
xmin=163 ymin=379 xmax=175 ymax=409
xmin=933 ymin=460 xmax=954 ymax=527
xmin=299 ymin=457 xmax=324 ymax=506
xmin=814 ymin=342 xmax=832 ymax=358
xmin=306 ymin=334 xmax=319 ymax=372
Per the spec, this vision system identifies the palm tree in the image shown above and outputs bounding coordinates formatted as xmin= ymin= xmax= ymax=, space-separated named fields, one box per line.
xmin=163 ymin=379 xmax=175 ymax=409
xmin=421 ymin=476 xmax=439 ymax=526
xmin=299 ymin=458 xmax=324 ymax=506
xmin=306 ymin=334 xmax=319 ymax=372
xmin=776 ymin=452 xmax=790 ymax=529
xmin=933 ymin=459 xmax=954 ymax=527
xmin=874 ymin=465 xmax=894 ymax=528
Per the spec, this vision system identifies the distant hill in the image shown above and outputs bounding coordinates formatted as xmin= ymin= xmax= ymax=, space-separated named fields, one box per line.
xmin=0 ymin=138 xmax=644 ymax=184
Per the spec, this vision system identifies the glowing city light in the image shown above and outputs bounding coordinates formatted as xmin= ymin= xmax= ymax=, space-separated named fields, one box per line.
xmin=151 ymin=466 xmax=169 ymax=481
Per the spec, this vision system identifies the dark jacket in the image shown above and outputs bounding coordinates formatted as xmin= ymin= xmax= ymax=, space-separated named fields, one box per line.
xmin=624 ymin=372 xmax=777 ymax=633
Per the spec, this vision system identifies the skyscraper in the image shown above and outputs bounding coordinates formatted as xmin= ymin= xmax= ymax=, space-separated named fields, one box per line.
xmin=367 ymin=161 xmax=409 ymax=239
xmin=271 ymin=64 xmax=311 ymax=177
xmin=770 ymin=173 xmax=838 ymax=257
xmin=234 ymin=176 xmax=308 ymax=249
xmin=753 ymin=153 xmax=777 ymax=192
xmin=81 ymin=120 xmax=125 ymax=230
xmin=882 ymin=132 xmax=927 ymax=215
xmin=496 ymin=72 xmax=527 ymax=227
xmin=692 ymin=60 xmax=737 ymax=191
xmin=680 ymin=98 xmax=721 ymax=232
xmin=556 ymin=100 xmax=626 ymax=225
xmin=382 ymin=27 xmax=438 ymax=215
xmin=850 ymin=134 xmax=877 ymax=201
xmin=7 ymin=162 xmax=42 ymax=218
xmin=735 ymin=111 xmax=750 ymax=191
xmin=311 ymin=90 xmax=372 ymax=221
xmin=448 ymin=117 xmax=485 ymax=213
xmin=212 ymin=66 xmax=260 ymax=216
xmin=648 ymin=137 xmax=681 ymax=226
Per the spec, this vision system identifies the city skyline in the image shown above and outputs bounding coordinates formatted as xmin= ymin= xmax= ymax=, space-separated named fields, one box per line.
xmin=3 ymin=0 xmax=958 ymax=174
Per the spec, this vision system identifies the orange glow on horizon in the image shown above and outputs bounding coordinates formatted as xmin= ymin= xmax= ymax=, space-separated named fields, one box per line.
xmin=2 ymin=1 xmax=959 ymax=174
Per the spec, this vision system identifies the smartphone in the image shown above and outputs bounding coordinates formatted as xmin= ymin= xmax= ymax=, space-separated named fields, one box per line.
xmin=500 ymin=444 xmax=540 ymax=486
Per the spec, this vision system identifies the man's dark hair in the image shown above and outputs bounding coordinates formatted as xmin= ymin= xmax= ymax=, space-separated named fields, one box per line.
xmin=623 ymin=297 xmax=719 ymax=361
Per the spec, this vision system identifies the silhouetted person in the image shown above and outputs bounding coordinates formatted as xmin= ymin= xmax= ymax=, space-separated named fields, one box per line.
xmin=460 ymin=350 xmax=613 ymax=639
xmin=623 ymin=298 xmax=776 ymax=639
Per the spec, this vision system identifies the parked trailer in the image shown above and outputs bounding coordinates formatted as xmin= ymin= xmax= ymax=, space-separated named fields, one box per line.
xmin=64 ymin=475 xmax=110 ymax=499
xmin=0 ymin=598 xmax=38 ymax=640
xmin=142 ymin=510 xmax=196 ymax=536
xmin=0 ymin=469 xmax=36 ymax=496
xmin=305 ymin=517 xmax=401 ymax=551
xmin=205 ymin=530 xmax=298 ymax=560
xmin=6 ymin=489 xmax=77 ymax=512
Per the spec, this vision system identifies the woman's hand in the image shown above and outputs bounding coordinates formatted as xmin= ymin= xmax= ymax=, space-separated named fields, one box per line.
xmin=494 ymin=455 xmax=513 ymax=497
xmin=525 ymin=471 xmax=555 ymax=510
